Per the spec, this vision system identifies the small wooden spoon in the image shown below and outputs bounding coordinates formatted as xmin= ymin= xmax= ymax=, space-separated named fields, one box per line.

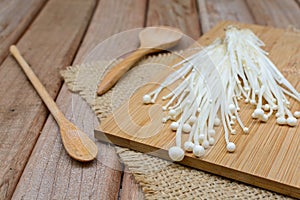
xmin=10 ymin=45 xmax=98 ymax=162
xmin=97 ymin=26 xmax=182 ymax=95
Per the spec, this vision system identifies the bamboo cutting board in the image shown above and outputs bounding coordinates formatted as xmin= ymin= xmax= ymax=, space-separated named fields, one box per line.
xmin=95 ymin=21 xmax=300 ymax=198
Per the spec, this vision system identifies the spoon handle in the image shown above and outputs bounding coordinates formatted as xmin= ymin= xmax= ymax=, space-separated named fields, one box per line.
xmin=10 ymin=45 xmax=65 ymax=124
xmin=97 ymin=47 xmax=154 ymax=95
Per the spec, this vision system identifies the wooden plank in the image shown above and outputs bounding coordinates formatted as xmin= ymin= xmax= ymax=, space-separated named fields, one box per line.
xmin=147 ymin=0 xmax=201 ymax=39
xmin=0 ymin=0 xmax=96 ymax=199
xmin=120 ymin=169 xmax=144 ymax=200
xmin=76 ymin=0 xmax=147 ymax=61
xmin=197 ymin=0 xmax=300 ymax=32
xmin=0 ymin=0 xmax=47 ymax=65
xmin=13 ymin=86 xmax=123 ymax=200
xmin=95 ymin=21 xmax=300 ymax=199
xmin=12 ymin=0 xmax=147 ymax=199
xmin=197 ymin=0 xmax=254 ymax=33
xmin=246 ymin=0 xmax=300 ymax=28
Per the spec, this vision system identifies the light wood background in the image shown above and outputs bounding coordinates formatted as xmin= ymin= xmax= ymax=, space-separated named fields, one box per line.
xmin=0 ymin=0 xmax=300 ymax=199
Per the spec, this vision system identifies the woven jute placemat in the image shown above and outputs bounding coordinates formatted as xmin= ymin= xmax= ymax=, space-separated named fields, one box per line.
xmin=61 ymin=53 xmax=293 ymax=199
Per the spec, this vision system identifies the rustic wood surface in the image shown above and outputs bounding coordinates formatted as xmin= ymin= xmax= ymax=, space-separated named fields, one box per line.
xmin=147 ymin=0 xmax=201 ymax=39
xmin=10 ymin=45 xmax=98 ymax=162
xmin=0 ymin=0 xmax=299 ymax=199
xmin=0 ymin=0 xmax=96 ymax=199
xmin=0 ymin=0 xmax=47 ymax=65
xmin=119 ymin=167 xmax=144 ymax=200
xmin=246 ymin=0 xmax=300 ymax=28
xmin=197 ymin=0 xmax=254 ymax=33
xmin=12 ymin=0 xmax=145 ymax=199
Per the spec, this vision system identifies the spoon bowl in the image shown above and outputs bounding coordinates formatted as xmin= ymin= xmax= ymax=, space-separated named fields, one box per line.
xmin=139 ymin=26 xmax=183 ymax=49
xmin=97 ymin=26 xmax=183 ymax=95
xmin=60 ymin=120 xmax=98 ymax=162
xmin=10 ymin=45 xmax=98 ymax=162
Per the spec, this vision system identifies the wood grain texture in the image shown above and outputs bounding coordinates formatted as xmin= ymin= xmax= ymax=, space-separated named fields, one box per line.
xmin=12 ymin=0 xmax=147 ymax=199
xmin=76 ymin=0 xmax=147 ymax=62
xmin=12 ymin=85 xmax=122 ymax=200
xmin=10 ymin=45 xmax=98 ymax=162
xmin=120 ymin=169 xmax=144 ymax=200
xmin=95 ymin=21 xmax=300 ymax=199
xmin=0 ymin=0 xmax=96 ymax=199
xmin=6 ymin=1 xmax=299 ymax=199
xmin=0 ymin=0 xmax=47 ymax=65
xmin=246 ymin=0 xmax=300 ymax=28
xmin=197 ymin=0 xmax=254 ymax=33
xmin=147 ymin=0 xmax=201 ymax=39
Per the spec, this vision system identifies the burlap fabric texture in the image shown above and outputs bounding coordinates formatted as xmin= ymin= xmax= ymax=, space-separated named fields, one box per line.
xmin=61 ymin=53 xmax=293 ymax=200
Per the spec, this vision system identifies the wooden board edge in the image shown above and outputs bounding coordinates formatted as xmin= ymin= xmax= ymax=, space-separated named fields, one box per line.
xmin=196 ymin=20 xmax=286 ymax=45
xmin=94 ymin=129 xmax=300 ymax=199
xmin=94 ymin=21 xmax=300 ymax=198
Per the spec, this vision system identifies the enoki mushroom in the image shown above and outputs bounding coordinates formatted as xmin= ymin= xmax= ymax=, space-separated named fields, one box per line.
xmin=143 ymin=26 xmax=300 ymax=162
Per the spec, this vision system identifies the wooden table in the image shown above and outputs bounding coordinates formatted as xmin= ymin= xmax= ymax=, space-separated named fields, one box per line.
xmin=1 ymin=0 xmax=299 ymax=199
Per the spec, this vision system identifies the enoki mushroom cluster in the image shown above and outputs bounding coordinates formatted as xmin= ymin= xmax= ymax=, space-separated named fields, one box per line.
xmin=143 ymin=26 xmax=300 ymax=162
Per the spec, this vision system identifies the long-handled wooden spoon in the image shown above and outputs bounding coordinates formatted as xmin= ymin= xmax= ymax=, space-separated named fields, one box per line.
xmin=97 ymin=26 xmax=183 ymax=95
xmin=10 ymin=45 xmax=98 ymax=162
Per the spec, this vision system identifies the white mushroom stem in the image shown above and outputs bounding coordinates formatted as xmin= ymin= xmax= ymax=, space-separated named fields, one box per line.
xmin=146 ymin=26 xmax=300 ymax=162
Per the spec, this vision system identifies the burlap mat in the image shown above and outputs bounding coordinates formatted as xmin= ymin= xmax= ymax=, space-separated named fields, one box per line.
xmin=61 ymin=53 xmax=293 ymax=199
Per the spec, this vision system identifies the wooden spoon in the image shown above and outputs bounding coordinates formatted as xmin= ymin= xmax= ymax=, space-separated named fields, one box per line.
xmin=97 ymin=26 xmax=182 ymax=95
xmin=10 ymin=45 xmax=98 ymax=162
